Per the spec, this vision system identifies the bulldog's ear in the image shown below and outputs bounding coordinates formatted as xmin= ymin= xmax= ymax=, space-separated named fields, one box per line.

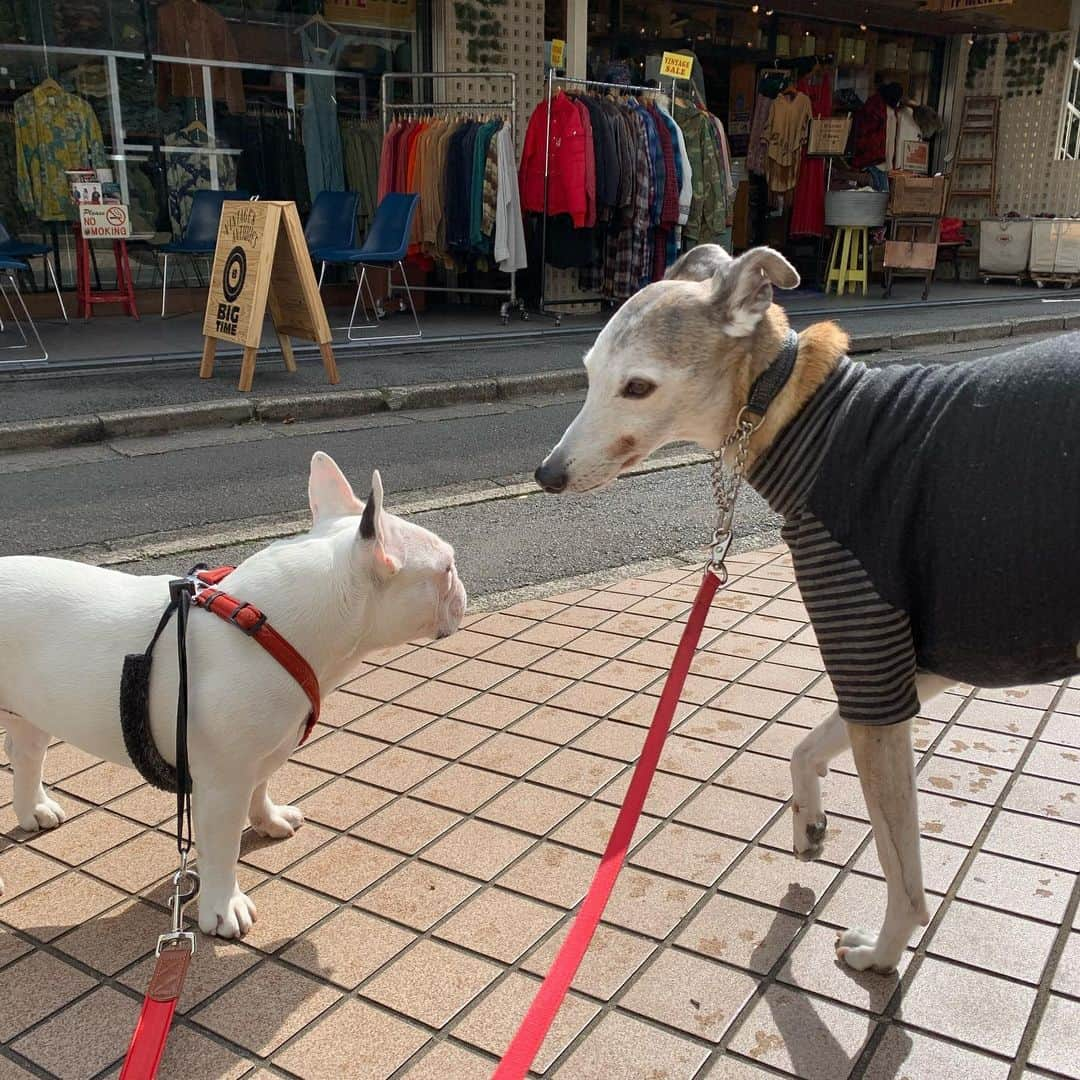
xmin=665 ymin=243 xmax=732 ymax=282
xmin=309 ymin=452 xmax=362 ymax=524
xmin=711 ymin=247 xmax=800 ymax=337
xmin=359 ymin=470 xmax=401 ymax=578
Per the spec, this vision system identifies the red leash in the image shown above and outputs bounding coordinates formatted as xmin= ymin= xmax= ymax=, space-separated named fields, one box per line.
xmin=492 ymin=568 xmax=721 ymax=1080
xmin=120 ymin=942 xmax=193 ymax=1080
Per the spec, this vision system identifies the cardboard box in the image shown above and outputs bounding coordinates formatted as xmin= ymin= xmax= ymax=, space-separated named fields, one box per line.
xmin=889 ymin=174 xmax=947 ymax=216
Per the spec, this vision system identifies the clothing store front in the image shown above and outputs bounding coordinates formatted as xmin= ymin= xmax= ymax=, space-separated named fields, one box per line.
xmin=540 ymin=0 xmax=951 ymax=282
xmin=534 ymin=0 xmax=1075 ymax=300
xmin=1 ymin=0 xmax=427 ymax=331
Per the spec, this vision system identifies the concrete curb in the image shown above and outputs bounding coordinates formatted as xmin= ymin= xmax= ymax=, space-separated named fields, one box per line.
xmin=1 ymin=314 xmax=1070 ymax=453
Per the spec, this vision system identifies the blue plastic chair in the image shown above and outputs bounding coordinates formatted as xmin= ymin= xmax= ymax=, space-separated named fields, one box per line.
xmin=157 ymin=189 xmax=250 ymax=317
xmin=305 ymin=191 xmax=360 ymax=288
xmin=0 ymin=254 xmax=47 ymax=361
xmin=0 ymin=220 xmax=67 ymax=322
xmin=313 ymin=193 xmax=421 ymax=343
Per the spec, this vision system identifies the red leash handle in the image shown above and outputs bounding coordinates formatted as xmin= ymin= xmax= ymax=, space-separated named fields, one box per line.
xmin=120 ymin=944 xmax=193 ymax=1080
xmin=492 ymin=569 xmax=721 ymax=1080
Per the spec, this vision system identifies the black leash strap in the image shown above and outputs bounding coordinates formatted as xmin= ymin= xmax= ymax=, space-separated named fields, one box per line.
xmin=169 ymin=578 xmax=195 ymax=862
xmin=120 ymin=569 xmax=208 ymax=797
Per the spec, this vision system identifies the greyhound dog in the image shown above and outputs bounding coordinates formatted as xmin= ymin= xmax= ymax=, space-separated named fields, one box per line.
xmin=535 ymin=243 xmax=1080 ymax=973
xmin=0 ymin=453 xmax=466 ymax=937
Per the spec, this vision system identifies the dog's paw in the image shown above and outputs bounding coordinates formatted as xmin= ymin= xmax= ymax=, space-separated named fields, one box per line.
xmin=792 ymin=808 xmax=828 ymax=862
xmin=199 ymin=889 xmax=257 ymax=939
xmin=250 ymin=803 xmax=305 ymax=839
xmin=835 ymin=928 xmax=899 ymax=974
xmin=16 ymin=795 xmax=67 ymax=832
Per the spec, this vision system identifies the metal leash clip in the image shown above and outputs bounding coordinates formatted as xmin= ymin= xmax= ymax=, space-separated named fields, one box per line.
xmin=156 ymin=853 xmax=200 ymax=957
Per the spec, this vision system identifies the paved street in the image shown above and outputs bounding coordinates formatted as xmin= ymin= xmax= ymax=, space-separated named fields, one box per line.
xmin=0 ymin=332 xmax=1055 ymax=605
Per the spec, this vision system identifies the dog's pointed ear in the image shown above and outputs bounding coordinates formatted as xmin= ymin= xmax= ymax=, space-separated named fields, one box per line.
xmin=309 ymin=452 xmax=362 ymax=524
xmin=359 ymin=470 xmax=401 ymax=578
xmin=665 ymin=243 xmax=732 ymax=283
xmin=711 ymin=247 xmax=800 ymax=337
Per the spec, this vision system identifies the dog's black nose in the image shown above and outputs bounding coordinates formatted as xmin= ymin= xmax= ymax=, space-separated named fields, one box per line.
xmin=535 ymin=462 xmax=568 ymax=493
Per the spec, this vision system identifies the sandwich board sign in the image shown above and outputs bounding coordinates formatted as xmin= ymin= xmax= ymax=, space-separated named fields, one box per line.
xmin=200 ymin=199 xmax=338 ymax=393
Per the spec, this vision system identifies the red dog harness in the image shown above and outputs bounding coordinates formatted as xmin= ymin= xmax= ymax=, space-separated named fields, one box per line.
xmin=120 ymin=566 xmax=320 ymax=1080
xmin=191 ymin=567 xmax=321 ymax=744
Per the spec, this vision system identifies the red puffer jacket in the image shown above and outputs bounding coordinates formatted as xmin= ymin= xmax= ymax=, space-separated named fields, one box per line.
xmin=519 ymin=92 xmax=589 ymax=227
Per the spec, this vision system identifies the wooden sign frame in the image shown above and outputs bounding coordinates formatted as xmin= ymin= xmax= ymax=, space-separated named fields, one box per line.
xmin=199 ymin=200 xmax=339 ymax=393
xmin=808 ymin=115 xmax=852 ymax=157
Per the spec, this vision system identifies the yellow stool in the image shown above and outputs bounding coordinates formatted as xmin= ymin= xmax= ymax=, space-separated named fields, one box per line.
xmin=825 ymin=225 xmax=869 ymax=296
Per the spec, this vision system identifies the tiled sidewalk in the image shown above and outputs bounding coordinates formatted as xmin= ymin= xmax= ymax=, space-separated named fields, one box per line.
xmin=1 ymin=544 xmax=1078 ymax=1080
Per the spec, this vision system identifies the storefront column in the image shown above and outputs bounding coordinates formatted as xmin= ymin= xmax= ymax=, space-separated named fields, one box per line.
xmin=566 ymin=0 xmax=588 ymax=79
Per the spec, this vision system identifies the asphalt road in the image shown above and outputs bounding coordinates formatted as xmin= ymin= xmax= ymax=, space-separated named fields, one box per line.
xmin=0 ymin=333 xmax=1053 ymax=603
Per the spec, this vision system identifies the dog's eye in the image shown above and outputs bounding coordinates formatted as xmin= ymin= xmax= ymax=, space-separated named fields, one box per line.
xmin=621 ymin=378 xmax=656 ymax=399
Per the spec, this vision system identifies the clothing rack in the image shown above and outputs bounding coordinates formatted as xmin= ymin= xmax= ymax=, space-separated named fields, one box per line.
xmin=379 ymin=71 xmax=521 ymax=323
xmin=538 ymin=69 xmax=659 ymax=321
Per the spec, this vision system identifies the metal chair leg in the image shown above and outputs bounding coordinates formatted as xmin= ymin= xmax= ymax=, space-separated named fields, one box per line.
xmin=346 ymin=265 xmax=380 ymax=341
xmin=0 ymin=272 xmax=48 ymax=361
xmin=161 ymin=253 xmax=169 ymax=318
xmin=363 ymin=269 xmax=381 ymax=321
xmin=345 ymin=262 xmax=421 ymax=344
xmin=318 ymin=261 xmax=326 ymax=289
xmin=44 ymin=254 xmax=68 ymax=323
xmin=396 ymin=260 xmax=421 ymax=340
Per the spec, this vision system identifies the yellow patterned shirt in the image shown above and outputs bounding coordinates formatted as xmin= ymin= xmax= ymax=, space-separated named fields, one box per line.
xmin=15 ymin=82 xmax=106 ymax=222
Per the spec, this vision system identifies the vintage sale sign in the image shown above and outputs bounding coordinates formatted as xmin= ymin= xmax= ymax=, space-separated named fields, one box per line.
xmin=660 ymin=52 xmax=694 ymax=80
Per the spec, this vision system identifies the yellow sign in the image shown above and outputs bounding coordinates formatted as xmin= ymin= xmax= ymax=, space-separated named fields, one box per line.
xmin=200 ymin=200 xmax=338 ymax=393
xmin=550 ymin=39 xmax=565 ymax=69
xmin=660 ymin=52 xmax=694 ymax=80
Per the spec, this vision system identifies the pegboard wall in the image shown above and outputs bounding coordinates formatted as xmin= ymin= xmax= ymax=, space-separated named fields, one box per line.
xmin=433 ymin=0 xmax=546 ymax=142
xmin=432 ymin=0 xmax=598 ymax=309
xmin=956 ymin=30 xmax=1080 ymax=216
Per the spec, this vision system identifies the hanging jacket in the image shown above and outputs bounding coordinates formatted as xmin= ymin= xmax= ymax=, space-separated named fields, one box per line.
xmin=852 ymin=92 xmax=889 ymax=170
xmin=519 ymin=92 xmax=588 ymax=227
xmin=15 ymin=82 xmax=106 ymax=222
xmin=675 ymin=100 xmax=725 ymax=247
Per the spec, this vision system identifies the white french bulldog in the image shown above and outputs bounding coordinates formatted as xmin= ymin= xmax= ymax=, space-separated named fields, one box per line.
xmin=0 ymin=452 xmax=466 ymax=937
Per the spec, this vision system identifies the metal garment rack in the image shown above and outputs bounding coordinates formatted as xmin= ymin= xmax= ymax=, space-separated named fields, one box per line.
xmin=379 ymin=71 xmax=523 ymax=324
xmin=538 ymin=70 xmax=660 ymax=323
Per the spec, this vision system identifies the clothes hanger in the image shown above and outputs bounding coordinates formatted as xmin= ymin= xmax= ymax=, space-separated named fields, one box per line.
xmin=295 ymin=12 xmax=338 ymax=52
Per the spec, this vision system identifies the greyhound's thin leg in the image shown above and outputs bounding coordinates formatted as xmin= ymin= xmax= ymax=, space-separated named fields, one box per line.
xmin=4 ymin=711 xmax=66 ymax=833
xmin=791 ymin=709 xmax=848 ymax=859
xmin=837 ymin=718 xmax=929 ymax=973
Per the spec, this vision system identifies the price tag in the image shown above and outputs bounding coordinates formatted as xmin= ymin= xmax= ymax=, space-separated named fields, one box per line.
xmin=550 ymin=39 xmax=565 ymax=68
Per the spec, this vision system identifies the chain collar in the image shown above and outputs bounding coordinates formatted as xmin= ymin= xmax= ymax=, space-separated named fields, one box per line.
xmin=707 ymin=407 xmax=762 ymax=581
xmin=707 ymin=328 xmax=799 ymax=580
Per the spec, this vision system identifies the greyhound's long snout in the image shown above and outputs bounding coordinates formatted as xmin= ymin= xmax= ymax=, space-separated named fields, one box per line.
xmin=535 ymin=460 xmax=568 ymax=494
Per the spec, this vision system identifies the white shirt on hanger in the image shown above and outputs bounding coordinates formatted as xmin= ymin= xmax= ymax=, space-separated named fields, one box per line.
xmin=495 ymin=124 xmax=528 ymax=274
